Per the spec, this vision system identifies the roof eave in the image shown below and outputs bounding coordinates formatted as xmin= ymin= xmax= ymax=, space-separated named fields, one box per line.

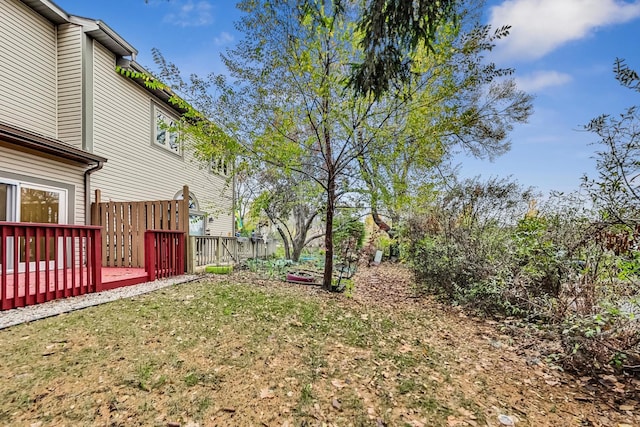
xmin=68 ymin=15 xmax=138 ymax=59
xmin=20 ymin=0 xmax=68 ymax=25
xmin=0 ymin=123 xmax=107 ymax=165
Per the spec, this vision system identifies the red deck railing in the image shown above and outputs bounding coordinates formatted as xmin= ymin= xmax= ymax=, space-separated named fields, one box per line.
xmin=0 ymin=222 xmax=102 ymax=310
xmin=144 ymin=230 xmax=185 ymax=281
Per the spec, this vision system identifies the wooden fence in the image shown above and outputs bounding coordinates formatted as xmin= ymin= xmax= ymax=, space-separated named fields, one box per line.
xmin=1 ymin=222 xmax=102 ymax=310
xmin=91 ymin=187 xmax=189 ymax=268
xmin=145 ymin=230 xmax=185 ymax=281
xmin=189 ymin=235 xmax=278 ymax=272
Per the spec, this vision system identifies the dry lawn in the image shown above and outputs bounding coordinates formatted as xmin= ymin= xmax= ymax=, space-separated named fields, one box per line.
xmin=0 ymin=265 xmax=637 ymax=426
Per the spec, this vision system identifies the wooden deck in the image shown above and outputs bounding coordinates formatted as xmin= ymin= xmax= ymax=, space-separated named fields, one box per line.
xmin=101 ymin=267 xmax=148 ymax=290
xmin=1 ymin=267 xmax=148 ymax=306
xmin=1 ymin=223 xmax=185 ymax=310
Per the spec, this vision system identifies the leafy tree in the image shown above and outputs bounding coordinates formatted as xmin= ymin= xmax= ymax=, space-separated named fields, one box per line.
xmin=346 ymin=0 xmax=459 ymax=98
xmin=250 ymin=168 xmax=324 ymax=261
xmin=151 ymin=0 xmax=531 ymax=291
xmin=210 ymin=0 xmax=409 ymax=290
xmin=583 ymin=59 xmax=640 ymax=224
xmin=147 ymin=0 xmax=458 ymax=98
xmin=355 ymin=6 xmax=533 ymax=235
xmin=333 ymin=212 xmax=365 ymax=256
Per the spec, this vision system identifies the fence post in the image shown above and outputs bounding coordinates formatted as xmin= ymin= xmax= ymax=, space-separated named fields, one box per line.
xmin=93 ymin=228 xmax=103 ymax=292
xmin=187 ymin=235 xmax=196 ymax=274
xmin=145 ymin=231 xmax=156 ymax=282
xmin=91 ymin=189 xmax=101 ymax=226
xmin=233 ymin=238 xmax=238 ymax=264
xmin=216 ymin=236 xmax=223 ymax=265
xmin=178 ymin=232 xmax=185 ymax=275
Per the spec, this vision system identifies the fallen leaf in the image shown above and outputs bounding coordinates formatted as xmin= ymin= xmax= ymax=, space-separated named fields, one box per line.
xmin=498 ymin=414 xmax=515 ymax=426
xmin=332 ymin=398 xmax=341 ymax=410
xmin=259 ymin=388 xmax=274 ymax=399
xmin=331 ymin=379 xmax=347 ymax=388
xmin=457 ymin=407 xmax=473 ymax=417
xmin=447 ymin=415 xmax=461 ymax=426
xmin=399 ymin=344 xmax=412 ymax=353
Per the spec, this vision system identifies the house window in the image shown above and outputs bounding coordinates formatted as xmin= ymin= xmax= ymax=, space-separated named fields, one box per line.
xmin=174 ymin=190 xmax=206 ymax=236
xmin=153 ymin=106 xmax=181 ymax=155
xmin=210 ymin=156 xmax=230 ymax=176
xmin=1 ymin=180 xmax=68 ymax=266
xmin=0 ymin=180 xmax=67 ymax=224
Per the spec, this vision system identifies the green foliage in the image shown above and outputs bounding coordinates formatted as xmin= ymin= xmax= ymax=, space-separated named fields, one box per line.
xmin=561 ymin=304 xmax=640 ymax=372
xmin=403 ymin=178 xmax=527 ymax=313
xmin=349 ymin=0 xmax=458 ymax=98
xmin=375 ymin=233 xmax=394 ymax=256
xmin=356 ymin=11 xmax=533 ymax=234
xmin=512 ymin=216 xmax=565 ymax=297
xmin=403 ymin=178 xmax=640 ymax=374
xmin=402 ymin=177 xmax=584 ymax=316
xmin=582 ymin=59 xmax=640 ymax=224
xmin=616 ymin=250 xmax=640 ymax=280
xmin=333 ymin=214 xmax=365 ymax=253
xmin=150 ymin=0 xmax=532 ymax=290
xmin=204 ymin=265 xmax=233 ymax=274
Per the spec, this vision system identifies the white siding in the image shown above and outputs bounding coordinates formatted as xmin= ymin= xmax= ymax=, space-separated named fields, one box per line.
xmin=0 ymin=144 xmax=85 ymax=225
xmin=90 ymin=42 xmax=234 ymax=236
xmin=0 ymin=0 xmax=57 ymax=137
xmin=57 ymin=23 xmax=83 ymax=148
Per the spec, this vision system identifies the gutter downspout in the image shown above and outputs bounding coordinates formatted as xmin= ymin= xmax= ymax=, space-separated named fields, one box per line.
xmin=84 ymin=161 xmax=104 ymax=225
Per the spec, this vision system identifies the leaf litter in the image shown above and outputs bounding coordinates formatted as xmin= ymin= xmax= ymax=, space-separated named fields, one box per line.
xmin=0 ymin=264 xmax=636 ymax=426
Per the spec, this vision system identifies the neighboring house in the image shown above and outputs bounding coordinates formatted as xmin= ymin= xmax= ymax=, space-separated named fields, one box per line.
xmin=0 ymin=0 xmax=234 ymax=236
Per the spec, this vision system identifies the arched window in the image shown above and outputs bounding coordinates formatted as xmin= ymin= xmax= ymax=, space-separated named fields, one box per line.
xmin=174 ymin=190 xmax=206 ymax=236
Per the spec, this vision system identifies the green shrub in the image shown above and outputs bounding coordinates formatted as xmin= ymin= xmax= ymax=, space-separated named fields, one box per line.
xmin=205 ymin=265 xmax=233 ymax=274
xmin=402 ymin=178 xmax=568 ymax=317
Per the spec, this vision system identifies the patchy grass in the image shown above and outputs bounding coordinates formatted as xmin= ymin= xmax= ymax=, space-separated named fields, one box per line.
xmin=0 ymin=270 xmax=635 ymax=426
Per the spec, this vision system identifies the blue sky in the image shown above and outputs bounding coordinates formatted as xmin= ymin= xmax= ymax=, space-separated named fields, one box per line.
xmin=53 ymin=0 xmax=640 ymax=194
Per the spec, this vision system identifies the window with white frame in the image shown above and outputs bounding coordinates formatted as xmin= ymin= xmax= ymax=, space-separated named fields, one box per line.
xmin=210 ymin=156 xmax=230 ymax=176
xmin=174 ymin=190 xmax=206 ymax=236
xmin=153 ymin=105 xmax=181 ymax=155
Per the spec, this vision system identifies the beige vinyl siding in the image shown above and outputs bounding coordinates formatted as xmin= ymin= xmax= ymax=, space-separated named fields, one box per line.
xmin=0 ymin=145 xmax=85 ymax=225
xmin=90 ymin=42 xmax=234 ymax=236
xmin=0 ymin=0 xmax=57 ymax=138
xmin=57 ymin=23 xmax=83 ymax=148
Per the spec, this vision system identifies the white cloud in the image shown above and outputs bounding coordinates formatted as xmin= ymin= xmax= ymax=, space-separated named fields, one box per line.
xmin=515 ymin=70 xmax=573 ymax=92
xmin=164 ymin=1 xmax=213 ymax=27
xmin=214 ymin=31 xmax=234 ymax=46
xmin=489 ymin=0 xmax=640 ymax=61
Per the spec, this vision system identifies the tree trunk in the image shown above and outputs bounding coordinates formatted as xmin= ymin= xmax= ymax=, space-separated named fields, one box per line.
xmin=292 ymin=238 xmax=305 ymax=262
xmin=276 ymin=226 xmax=291 ymax=259
xmin=322 ymin=177 xmax=335 ymax=290
xmin=371 ymin=207 xmax=391 ymax=233
xmin=291 ymin=204 xmax=310 ymax=262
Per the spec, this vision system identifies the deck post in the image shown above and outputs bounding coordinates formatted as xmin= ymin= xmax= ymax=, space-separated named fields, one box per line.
xmin=93 ymin=228 xmax=103 ymax=292
xmin=217 ymin=236 xmax=223 ymax=265
xmin=145 ymin=230 xmax=156 ymax=282
xmin=91 ymin=189 xmax=101 ymax=226
xmin=182 ymin=185 xmax=190 ymax=273
xmin=187 ymin=236 xmax=196 ymax=274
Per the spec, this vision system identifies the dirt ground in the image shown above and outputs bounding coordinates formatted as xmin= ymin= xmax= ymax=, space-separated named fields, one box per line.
xmin=346 ymin=264 xmax=640 ymax=427
xmin=0 ymin=263 xmax=638 ymax=426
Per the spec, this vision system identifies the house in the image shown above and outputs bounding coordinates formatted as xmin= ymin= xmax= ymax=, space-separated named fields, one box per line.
xmin=0 ymin=0 xmax=234 ymax=236
xmin=0 ymin=0 xmax=238 ymax=309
